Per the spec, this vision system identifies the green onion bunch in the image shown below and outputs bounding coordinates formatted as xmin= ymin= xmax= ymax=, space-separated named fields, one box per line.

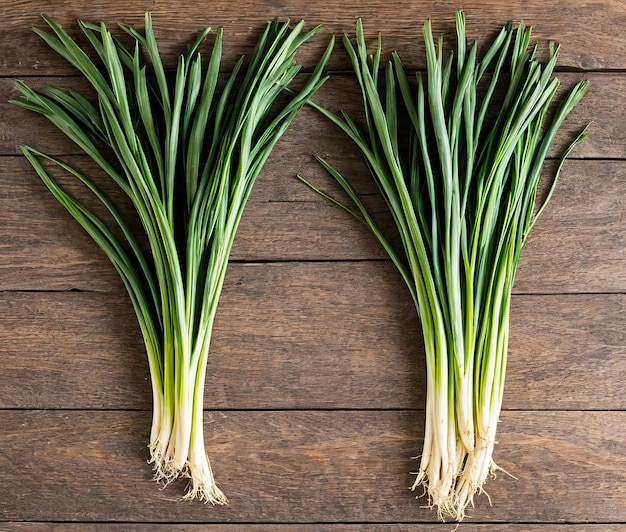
xmin=12 ymin=13 xmax=332 ymax=502
xmin=302 ymin=11 xmax=588 ymax=521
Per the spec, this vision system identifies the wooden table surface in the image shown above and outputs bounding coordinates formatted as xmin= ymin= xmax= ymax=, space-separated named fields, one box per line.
xmin=1 ymin=0 xmax=625 ymax=529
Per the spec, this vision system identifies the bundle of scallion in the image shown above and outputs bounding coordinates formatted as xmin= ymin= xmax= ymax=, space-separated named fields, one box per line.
xmin=12 ymin=13 xmax=332 ymax=502
xmin=301 ymin=11 xmax=588 ymax=521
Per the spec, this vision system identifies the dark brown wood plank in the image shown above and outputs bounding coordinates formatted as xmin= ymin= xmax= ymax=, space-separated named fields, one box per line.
xmin=1 ymin=0 xmax=625 ymax=74
xmin=0 ymin=71 xmax=610 ymax=158
xmin=514 ymin=157 xmax=626 ymax=294
xmin=1 ymin=0 xmax=624 ymax=528
xmin=0 ymin=410 xmax=623 ymax=523
xmin=0 ymin=156 xmax=126 ymax=292
xmin=1 ymin=154 xmax=623 ymax=293
xmin=2 ymin=525 xmax=625 ymax=531
xmin=1 ymin=271 xmax=623 ymax=410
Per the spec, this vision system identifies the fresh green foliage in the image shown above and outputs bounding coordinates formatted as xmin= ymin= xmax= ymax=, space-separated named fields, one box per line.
xmin=301 ymin=11 xmax=588 ymax=521
xmin=13 ymin=13 xmax=333 ymax=502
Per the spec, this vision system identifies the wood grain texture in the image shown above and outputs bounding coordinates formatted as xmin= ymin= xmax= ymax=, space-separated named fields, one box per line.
xmin=1 ymin=72 xmax=615 ymax=158
xmin=0 ymin=410 xmax=624 ymax=523
xmin=0 ymin=411 xmax=626 ymax=523
xmin=0 ymin=274 xmax=624 ymax=411
xmin=1 ymin=0 xmax=624 ymax=527
xmin=3 ymin=527 xmax=625 ymax=532
xmin=1 ymin=154 xmax=624 ymax=292
xmin=0 ymin=156 xmax=626 ymax=293
xmin=1 ymin=0 xmax=625 ymax=74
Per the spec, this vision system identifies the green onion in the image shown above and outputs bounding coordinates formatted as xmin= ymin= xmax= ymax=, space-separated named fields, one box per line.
xmin=300 ymin=11 xmax=588 ymax=521
xmin=12 ymin=13 xmax=333 ymax=503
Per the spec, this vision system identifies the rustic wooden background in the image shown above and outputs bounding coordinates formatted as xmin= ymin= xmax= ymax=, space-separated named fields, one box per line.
xmin=1 ymin=0 xmax=625 ymax=529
